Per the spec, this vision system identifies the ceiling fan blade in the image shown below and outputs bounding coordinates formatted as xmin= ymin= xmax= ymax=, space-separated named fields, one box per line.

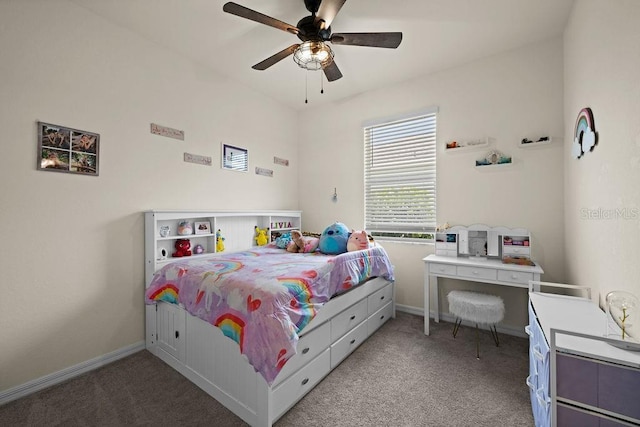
xmin=330 ymin=32 xmax=402 ymax=48
xmin=323 ymin=60 xmax=343 ymax=82
xmin=316 ymin=0 xmax=347 ymax=29
xmin=252 ymin=44 xmax=300 ymax=70
xmin=223 ymin=2 xmax=299 ymax=35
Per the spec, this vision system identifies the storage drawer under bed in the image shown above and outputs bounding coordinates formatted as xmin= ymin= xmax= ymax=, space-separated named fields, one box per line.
xmin=330 ymin=299 xmax=367 ymax=342
xmin=272 ymin=348 xmax=331 ymax=420
xmin=273 ymin=321 xmax=331 ymax=386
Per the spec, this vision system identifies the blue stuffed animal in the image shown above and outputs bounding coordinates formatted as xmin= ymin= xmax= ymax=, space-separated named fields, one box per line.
xmin=319 ymin=222 xmax=350 ymax=254
xmin=275 ymin=232 xmax=292 ymax=249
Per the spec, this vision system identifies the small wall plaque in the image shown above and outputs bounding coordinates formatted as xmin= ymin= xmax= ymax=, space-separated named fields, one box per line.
xmin=150 ymin=123 xmax=184 ymax=140
xmin=184 ymin=152 xmax=212 ymax=166
xmin=255 ymin=167 xmax=273 ymax=177
xmin=274 ymin=156 xmax=289 ymax=166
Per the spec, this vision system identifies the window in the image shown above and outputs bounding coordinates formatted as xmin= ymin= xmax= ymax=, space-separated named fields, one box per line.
xmin=364 ymin=109 xmax=437 ymax=241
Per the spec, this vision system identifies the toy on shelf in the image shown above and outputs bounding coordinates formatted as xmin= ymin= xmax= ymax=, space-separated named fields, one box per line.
xmin=255 ymin=226 xmax=269 ymax=246
xmin=216 ymin=229 xmax=225 ymax=252
xmin=193 ymin=244 xmax=204 ymax=255
xmin=159 ymin=225 xmax=170 ymax=237
xmin=177 ymin=221 xmax=193 ymax=236
xmin=173 ymin=239 xmax=192 ymax=257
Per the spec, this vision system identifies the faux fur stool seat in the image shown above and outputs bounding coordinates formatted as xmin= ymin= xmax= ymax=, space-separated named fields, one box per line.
xmin=447 ymin=290 xmax=505 ymax=359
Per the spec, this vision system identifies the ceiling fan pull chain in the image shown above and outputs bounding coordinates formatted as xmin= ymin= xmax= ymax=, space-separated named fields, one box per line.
xmin=320 ymin=71 xmax=324 ymax=94
xmin=305 ymin=69 xmax=308 ymax=104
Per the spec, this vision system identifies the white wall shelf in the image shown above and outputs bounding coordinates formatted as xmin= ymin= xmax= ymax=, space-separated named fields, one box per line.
xmin=474 ymin=161 xmax=514 ymax=171
xmin=518 ymin=137 xmax=552 ymax=148
xmin=445 ymin=137 xmax=489 ymax=152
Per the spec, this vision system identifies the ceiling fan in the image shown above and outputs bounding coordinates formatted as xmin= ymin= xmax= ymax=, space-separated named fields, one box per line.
xmin=222 ymin=0 xmax=403 ymax=82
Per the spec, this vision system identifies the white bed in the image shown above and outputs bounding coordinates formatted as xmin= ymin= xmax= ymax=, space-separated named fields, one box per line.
xmin=144 ymin=210 xmax=395 ymax=426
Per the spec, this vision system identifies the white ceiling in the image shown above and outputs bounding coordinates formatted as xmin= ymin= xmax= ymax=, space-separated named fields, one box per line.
xmin=69 ymin=0 xmax=575 ymax=110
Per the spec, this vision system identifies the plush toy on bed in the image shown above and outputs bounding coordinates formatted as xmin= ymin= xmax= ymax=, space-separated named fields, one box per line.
xmin=216 ymin=229 xmax=225 ymax=252
xmin=286 ymin=230 xmax=319 ymax=253
xmin=318 ymin=222 xmax=350 ymax=254
xmin=347 ymin=230 xmax=371 ymax=252
xmin=255 ymin=226 xmax=269 ymax=246
xmin=172 ymin=238 xmax=192 ymax=257
xmin=274 ymin=232 xmax=292 ymax=249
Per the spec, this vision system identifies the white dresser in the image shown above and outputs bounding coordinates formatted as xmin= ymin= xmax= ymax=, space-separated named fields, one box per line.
xmin=528 ymin=283 xmax=640 ymax=427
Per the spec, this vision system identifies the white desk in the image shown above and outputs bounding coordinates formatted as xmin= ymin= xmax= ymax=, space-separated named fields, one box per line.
xmin=423 ymin=254 xmax=543 ymax=335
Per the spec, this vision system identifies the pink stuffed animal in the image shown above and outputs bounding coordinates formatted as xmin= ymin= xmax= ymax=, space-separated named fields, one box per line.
xmin=347 ymin=230 xmax=370 ymax=252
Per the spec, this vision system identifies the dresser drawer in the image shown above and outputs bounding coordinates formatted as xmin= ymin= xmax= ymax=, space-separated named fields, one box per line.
xmin=456 ymin=265 xmax=497 ymax=281
xmin=429 ymin=262 xmax=456 ymax=275
xmin=497 ymin=269 xmax=534 ymax=285
xmin=368 ymin=283 xmax=393 ymax=315
xmin=331 ymin=321 xmax=368 ymax=369
xmin=273 ymin=320 xmax=330 ymax=385
xmin=331 ymin=299 xmax=367 ymax=342
xmin=273 ymin=348 xmax=330 ymax=419
xmin=368 ymin=301 xmax=393 ymax=336
xmin=557 ymin=353 xmax=640 ymax=422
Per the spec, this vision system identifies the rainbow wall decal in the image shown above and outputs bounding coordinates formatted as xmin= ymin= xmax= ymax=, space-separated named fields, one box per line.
xmin=148 ymin=284 xmax=179 ymax=304
xmin=572 ymin=107 xmax=598 ymax=159
xmin=215 ymin=313 xmax=246 ymax=351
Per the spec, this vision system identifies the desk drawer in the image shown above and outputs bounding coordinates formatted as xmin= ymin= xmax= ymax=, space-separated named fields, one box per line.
xmin=456 ymin=265 xmax=497 ymax=281
xmin=503 ymin=246 xmax=531 ymax=256
xmin=429 ymin=263 xmax=456 ymax=275
xmin=498 ymin=270 xmax=534 ymax=285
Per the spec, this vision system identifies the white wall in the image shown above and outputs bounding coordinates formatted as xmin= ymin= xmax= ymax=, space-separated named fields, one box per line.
xmin=564 ymin=0 xmax=640 ymax=305
xmin=9 ymin=0 xmax=635 ymax=399
xmin=0 ymin=0 xmax=298 ymax=391
xmin=298 ymin=38 xmax=566 ymax=328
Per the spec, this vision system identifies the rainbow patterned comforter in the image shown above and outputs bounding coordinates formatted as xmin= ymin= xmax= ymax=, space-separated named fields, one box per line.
xmin=145 ymin=245 xmax=394 ymax=385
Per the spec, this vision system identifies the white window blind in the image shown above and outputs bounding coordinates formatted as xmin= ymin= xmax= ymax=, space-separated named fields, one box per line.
xmin=364 ymin=112 xmax=437 ymax=240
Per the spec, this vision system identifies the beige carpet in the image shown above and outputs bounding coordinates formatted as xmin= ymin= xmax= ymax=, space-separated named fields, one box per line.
xmin=0 ymin=312 xmax=534 ymax=426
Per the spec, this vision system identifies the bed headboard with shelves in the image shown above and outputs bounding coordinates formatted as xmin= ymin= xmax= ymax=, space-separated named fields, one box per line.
xmin=144 ymin=210 xmax=302 ymax=285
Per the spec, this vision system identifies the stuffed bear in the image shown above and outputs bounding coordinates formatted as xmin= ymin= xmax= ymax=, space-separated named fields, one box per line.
xmin=347 ymin=230 xmax=370 ymax=252
xmin=172 ymin=239 xmax=192 ymax=257
xmin=286 ymin=230 xmax=319 ymax=253
xmin=319 ymin=222 xmax=350 ymax=254
xmin=286 ymin=230 xmax=305 ymax=253
xmin=255 ymin=226 xmax=269 ymax=246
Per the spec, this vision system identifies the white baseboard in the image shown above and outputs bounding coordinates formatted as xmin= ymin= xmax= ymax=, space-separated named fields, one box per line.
xmin=395 ymin=304 xmax=526 ymax=338
xmin=395 ymin=303 xmax=424 ymax=317
xmin=0 ymin=341 xmax=145 ymax=406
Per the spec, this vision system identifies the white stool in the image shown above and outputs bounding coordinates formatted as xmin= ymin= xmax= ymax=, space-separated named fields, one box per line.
xmin=447 ymin=290 xmax=505 ymax=359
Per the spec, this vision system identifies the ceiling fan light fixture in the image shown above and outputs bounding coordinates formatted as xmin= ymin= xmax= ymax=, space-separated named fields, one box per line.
xmin=293 ymin=40 xmax=334 ymax=71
